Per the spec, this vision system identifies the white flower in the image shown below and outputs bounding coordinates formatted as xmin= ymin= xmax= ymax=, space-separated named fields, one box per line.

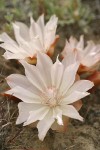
xmin=0 ymin=15 xmax=58 ymax=64
xmin=5 ymin=53 xmax=94 ymax=141
xmin=62 ymin=35 xmax=100 ymax=68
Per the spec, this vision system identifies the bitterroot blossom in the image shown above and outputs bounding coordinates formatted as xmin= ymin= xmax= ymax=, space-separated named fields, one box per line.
xmin=61 ymin=35 xmax=100 ymax=72
xmin=5 ymin=53 xmax=94 ymax=141
xmin=0 ymin=15 xmax=58 ymax=64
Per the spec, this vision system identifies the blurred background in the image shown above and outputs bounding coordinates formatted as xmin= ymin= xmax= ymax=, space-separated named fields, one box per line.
xmin=0 ymin=0 xmax=100 ymax=37
xmin=0 ymin=1 xmax=100 ymax=150
xmin=0 ymin=0 xmax=100 ymax=54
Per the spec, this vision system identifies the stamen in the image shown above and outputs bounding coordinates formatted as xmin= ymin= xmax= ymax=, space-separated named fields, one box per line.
xmin=40 ymin=87 xmax=62 ymax=107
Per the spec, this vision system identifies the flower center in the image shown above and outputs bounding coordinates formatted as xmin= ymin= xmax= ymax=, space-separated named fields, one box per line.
xmin=40 ymin=87 xmax=62 ymax=107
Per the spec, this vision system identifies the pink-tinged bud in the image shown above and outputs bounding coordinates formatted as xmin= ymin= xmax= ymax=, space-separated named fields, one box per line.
xmin=61 ymin=35 xmax=100 ymax=71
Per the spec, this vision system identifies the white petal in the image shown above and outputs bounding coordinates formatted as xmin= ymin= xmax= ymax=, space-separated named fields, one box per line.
xmin=37 ymin=14 xmax=44 ymax=34
xmin=53 ymin=107 xmax=63 ymax=125
xmin=20 ymin=60 xmax=47 ymax=92
xmin=37 ymin=111 xmax=54 ymax=141
xmin=51 ymin=116 xmax=69 ymax=132
xmin=3 ymin=51 xmax=27 ymax=59
xmin=5 ymin=86 xmax=41 ymax=103
xmin=6 ymin=74 xmax=30 ymax=88
xmin=61 ymin=91 xmax=89 ymax=105
xmin=62 ymin=40 xmax=72 ymax=55
xmin=0 ymin=32 xmax=17 ymax=45
xmin=81 ymin=55 xmax=100 ymax=67
xmin=12 ymin=23 xmax=27 ymax=46
xmin=76 ymin=35 xmax=84 ymax=50
xmin=37 ymin=52 xmax=53 ymax=87
xmin=30 ymin=37 xmax=44 ymax=52
xmin=51 ymin=58 xmax=64 ymax=89
xmin=0 ymin=42 xmax=20 ymax=53
xmin=61 ymin=105 xmax=83 ymax=121
xmin=60 ymin=63 xmax=79 ymax=95
xmin=69 ymin=36 xmax=78 ymax=49
xmin=12 ymin=25 xmax=33 ymax=56
xmin=6 ymin=74 xmax=40 ymax=94
xmin=29 ymin=18 xmax=43 ymax=45
xmin=79 ymin=41 xmax=100 ymax=67
xmin=1 ymin=33 xmax=32 ymax=57
xmin=24 ymin=106 xmax=49 ymax=126
xmin=16 ymin=102 xmax=43 ymax=124
xmin=45 ymin=15 xmax=58 ymax=30
xmin=3 ymin=51 xmax=13 ymax=59
xmin=62 ymin=51 xmax=77 ymax=68
xmin=68 ymin=80 xmax=94 ymax=94
xmin=84 ymin=41 xmax=95 ymax=55
xmin=14 ymin=22 xmax=30 ymax=41
xmin=44 ymin=15 xmax=58 ymax=50
xmin=19 ymin=41 xmax=35 ymax=56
